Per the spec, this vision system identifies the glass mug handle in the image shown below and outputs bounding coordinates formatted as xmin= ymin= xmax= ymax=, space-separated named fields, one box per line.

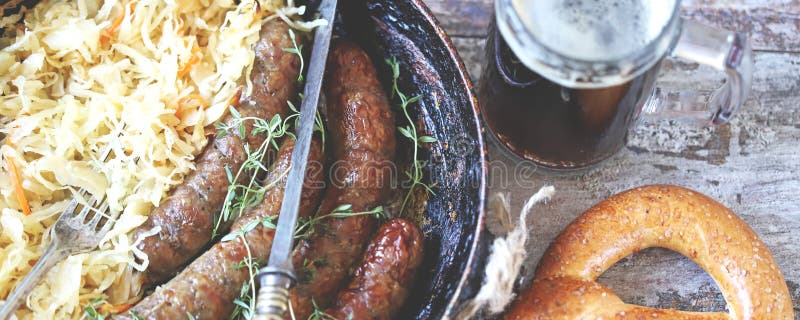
xmin=642 ymin=20 xmax=753 ymax=125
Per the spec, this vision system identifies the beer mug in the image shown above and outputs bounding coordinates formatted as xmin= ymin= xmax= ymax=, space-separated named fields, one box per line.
xmin=478 ymin=0 xmax=752 ymax=170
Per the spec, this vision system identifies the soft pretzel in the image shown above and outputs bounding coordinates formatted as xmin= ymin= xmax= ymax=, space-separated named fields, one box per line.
xmin=505 ymin=185 xmax=793 ymax=320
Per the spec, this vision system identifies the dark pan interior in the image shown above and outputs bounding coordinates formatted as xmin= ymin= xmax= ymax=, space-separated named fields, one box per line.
xmin=333 ymin=1 xmax=490 ymax=318
xmin=2 ymin=1 xmax=490 ymax=318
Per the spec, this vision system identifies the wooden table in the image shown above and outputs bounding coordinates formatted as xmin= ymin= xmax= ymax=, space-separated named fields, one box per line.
xmin=422 ymin=0 xmax=800 ymax=316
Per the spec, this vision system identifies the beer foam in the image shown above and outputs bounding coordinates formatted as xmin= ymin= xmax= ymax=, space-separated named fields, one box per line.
xmin=511 ymin=0 xmax=677 ymax=61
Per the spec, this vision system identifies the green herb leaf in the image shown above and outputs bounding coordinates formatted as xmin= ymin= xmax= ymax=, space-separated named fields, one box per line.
xmin=418 ymin=135 xmax=437 ymax=143
xmin=385 ymin=56 xmax=435 ymax=216
xmin=397 ymin=90 xmax=408 ymax=104
xmin=229 ymin=105 xmax=241 ymax=119
xmin=220 ymin=232 xmax=238 ymax=242
xmin=233 ymin=299 xmax=250 ymax=310
xmin=308 ymin=298 xmax=330 ymax=320
xmin=406 ymin=94 xmax=422 ymax=105
xmin=285 ymin=29 xmax=305 ymax=83
xmin=398 ymin=126 xmax=413 ymax=139
xmin=226 ymin=28 xmax=309 ymax=320
xmin=82 ymin=297 xmax=104 ymax=320
xmin=387 ymin=57 xmax=400 ymax=80
xmin=225 ymin=165 xmax=233 ymax=183
xmin=269 ymin=115 xmax=282 ymax=131
xmin=260 ymin=216 xmax=278 ymax=229
xmin=238 ymin=122 xmax=246 ymax=138
xmin=129 ymin=310 xmax=144 ymax=320
xmin=332 ymin=204 xmax=352 ymax=213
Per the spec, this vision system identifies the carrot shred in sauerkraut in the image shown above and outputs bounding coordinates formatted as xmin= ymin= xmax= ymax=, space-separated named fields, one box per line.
xmin=4 ymin=140 xmax=30 ymax=216
xmin=176 ymin=93 xmax=207 ymax=116
xmin=100 ymin=1 xmax=135 ymax=43
xmin=0 ymin=0 xmax=315 ymax=318
xmin=98 ymin=302 xmax=133 ymax=314
xmin=176 ymin=50 xmax=200 ymax=78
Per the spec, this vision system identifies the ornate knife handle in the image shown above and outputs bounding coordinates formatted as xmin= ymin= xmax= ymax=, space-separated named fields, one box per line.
xmin=255 ymin=267 xmax=296 ymax=320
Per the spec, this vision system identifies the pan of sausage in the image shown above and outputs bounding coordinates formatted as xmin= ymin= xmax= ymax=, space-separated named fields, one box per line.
xmin=1 ymin=0 xmax=488 ymax=319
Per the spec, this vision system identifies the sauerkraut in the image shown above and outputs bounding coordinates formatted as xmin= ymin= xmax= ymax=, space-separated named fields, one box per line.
xmin=0 ymin=0 xmax=307 ymax=318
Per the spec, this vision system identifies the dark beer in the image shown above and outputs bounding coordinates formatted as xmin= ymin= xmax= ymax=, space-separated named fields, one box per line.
xmin=481 ymin=0 xmax=750 ymax=169
xmin=479 ymin=25 xmax=660 ymax=169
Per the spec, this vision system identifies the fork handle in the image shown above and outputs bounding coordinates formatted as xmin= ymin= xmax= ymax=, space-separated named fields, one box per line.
xmin=0 ymin=242 xmax=66 ymax=320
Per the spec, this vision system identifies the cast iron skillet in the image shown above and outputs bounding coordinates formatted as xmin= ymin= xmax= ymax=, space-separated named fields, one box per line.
xmin=333 ymin=1 xmax=490 ymax=318
xmin=2 ymin=1 xmax=490 ymax=318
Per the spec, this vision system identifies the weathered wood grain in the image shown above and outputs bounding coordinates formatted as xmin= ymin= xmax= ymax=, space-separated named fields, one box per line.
xmin=423 ymin=0 xmax=800 ymax=52
xmin=451 ymin=34 xmax=800 ymax=315
xmin=434 ymin=0 xmax=800 ymax=315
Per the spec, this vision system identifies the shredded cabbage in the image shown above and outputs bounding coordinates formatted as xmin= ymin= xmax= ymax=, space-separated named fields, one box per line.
xmin=0 ymin=0 xmax=309 ymax=318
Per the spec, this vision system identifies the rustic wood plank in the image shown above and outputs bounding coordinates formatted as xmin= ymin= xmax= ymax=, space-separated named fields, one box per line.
xmin=682 ymin=5 xmax=800 ymax=53
xmin=423 ymin=0 xmax=800 ymax=52
xmin=423 ymin=0 xmax=492 ymax=37
xmin=454 ymin=34 xmax=800 ymax=313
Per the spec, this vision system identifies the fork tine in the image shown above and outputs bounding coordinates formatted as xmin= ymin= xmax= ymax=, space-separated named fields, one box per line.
xmin=98 ymin=215 xmax=116 ymax=235
xmin=61 ymin=199 xmax=80 ymax=219
xmin=99 ymin=206 xmax=121 ymax=235
xmin=60 ymin=188 xmax=88 ymax=217
xmin=88 ymin=202 xmax=110 ymax=230
xmin=78 ymin=191 xmax=108 ymax=218
xmin=95 ymin=131 xmax=121 ymax=163
xmin=75 ymin=194 xmax=101 ymax=220
xmin=75 ymin=203 xmax=93 ymax=222
xmin=61 ymin=134 xmax=118 ymax=219
xmin=66 ymin=188 xmax=90 ymax=219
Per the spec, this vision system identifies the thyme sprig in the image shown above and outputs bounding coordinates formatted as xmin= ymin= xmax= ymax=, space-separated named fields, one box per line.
xmin=221 ymin=215 xmax=278 ymax=243
xmin=294 ymin=205 xmax=385 ymax=240
xmin=225 ymin=27 xmax=335 ymax=319
xmin=223 ymin=28 xmax=309 ymax=319
xmin=212 ymin=110 xmax=289 ymax=238
xmin=285 ymin=99 xmax=326 ymax=152
xmin=221 ymin=204 xmax=383 ymax=319
xmin=283 ymin=29 xmax=304 ymax=83
xmin=227 ymin=232 xmax=260 ymax=320
xmin=306 ymin=298 xmax=344 ymax=320
xmin=385 ymin=57 xmax=437 ymax=216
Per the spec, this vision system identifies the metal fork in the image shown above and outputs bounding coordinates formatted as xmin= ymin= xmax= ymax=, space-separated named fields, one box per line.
xmin=0 ymin=145 xmax=119 ymax=320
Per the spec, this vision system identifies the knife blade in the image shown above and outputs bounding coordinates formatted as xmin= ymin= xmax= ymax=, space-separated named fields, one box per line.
xmin=255 ymin=0 xmax=337 ymax=318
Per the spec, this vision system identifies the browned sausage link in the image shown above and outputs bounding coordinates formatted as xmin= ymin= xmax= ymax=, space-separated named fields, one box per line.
xmin=288 ymin=40 xmax=396 ymax=319
xmin=325 ymin=218 xmax=424 ymax=320
xmin=120 ymin=138 xmax=325 ymax=320
xmin=132 ymin=20 xmax=302 ymax=287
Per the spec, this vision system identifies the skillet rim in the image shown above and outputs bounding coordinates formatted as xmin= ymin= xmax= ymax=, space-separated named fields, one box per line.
xmin=403 ymin=0 xmax=489 ymax=317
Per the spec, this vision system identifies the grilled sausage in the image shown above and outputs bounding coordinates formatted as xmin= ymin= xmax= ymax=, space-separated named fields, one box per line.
xmin=288 ymin=40 xmax=396 ymax=319
xmin=131 ymin=20 xmax=302 ymax=287
xmin=119 ymin=138 xmax=325 ymax=319
xmin=325 ymin=218 xmax=424 ymax=320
